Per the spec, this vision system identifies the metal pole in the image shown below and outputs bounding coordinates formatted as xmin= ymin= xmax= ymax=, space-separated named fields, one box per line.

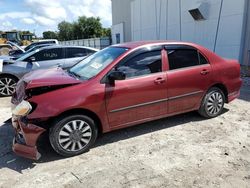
xmin=213 ymin=0 xmax=224 ymax=52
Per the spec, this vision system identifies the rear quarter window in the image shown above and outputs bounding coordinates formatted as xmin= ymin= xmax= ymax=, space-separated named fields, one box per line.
xmin=199 ymin=52 xmax=209 ymax=65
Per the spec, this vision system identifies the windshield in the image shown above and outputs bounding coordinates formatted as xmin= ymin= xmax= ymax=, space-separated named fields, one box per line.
xmin=16 ymin=49 xmax=39 ymax=61
xmin=69 ymin=47 xmax=129 ymax=80
xmin=25 ymin=45 xmax=44 ymax=54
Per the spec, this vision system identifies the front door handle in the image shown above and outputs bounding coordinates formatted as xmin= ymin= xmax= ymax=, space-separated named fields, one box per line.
xmin=200 ymin=69 xmax=209 ymax=75
xmin=154 ymin=77 xmax=165 ymax=84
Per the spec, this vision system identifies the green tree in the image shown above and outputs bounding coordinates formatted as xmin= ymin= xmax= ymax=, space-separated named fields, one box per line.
xmin=43 ymin=31 xmax=58 ymax=39
xmin=101 ymin=28 xmax=111 ymax=37
xmin=20 ymin=30 xmax=33 ymax=35
xmin=77 ymin=16 xmax=103 ymax=38
xmin=56 ymin=16 xmax=111 ymax=41
xmin=58 ymin=21 xmax=74 ymax=40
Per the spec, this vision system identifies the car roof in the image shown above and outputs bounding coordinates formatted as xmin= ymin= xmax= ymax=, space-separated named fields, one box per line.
xmin=39 ymin=45 xmax=99 ymax=51
xmin=113 ymin=40 xmax=202 ymax=49
xmin=34 ymin=43 xmax=55 ymax=47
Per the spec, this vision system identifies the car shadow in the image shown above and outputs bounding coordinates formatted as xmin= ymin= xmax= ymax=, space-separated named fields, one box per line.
xmin=0 ymin=108 xmax=229 ymax=173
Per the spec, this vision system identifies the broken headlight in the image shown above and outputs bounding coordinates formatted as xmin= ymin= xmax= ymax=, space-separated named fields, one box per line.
xmin=12 ymin=100 xmax=32 ymax=116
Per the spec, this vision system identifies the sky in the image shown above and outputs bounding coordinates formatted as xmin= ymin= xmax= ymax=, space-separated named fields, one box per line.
xmin=0 ymin=0 xmax=112 ymax=37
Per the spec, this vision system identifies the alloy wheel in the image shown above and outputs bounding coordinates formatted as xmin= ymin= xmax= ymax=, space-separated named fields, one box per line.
xmin=206 ymin=91 xmax=223 ymax=116
xmin=0 ymin=77 xmax=17 ymax=96
xmin=58 ymin=120 xmax=92 ymax=152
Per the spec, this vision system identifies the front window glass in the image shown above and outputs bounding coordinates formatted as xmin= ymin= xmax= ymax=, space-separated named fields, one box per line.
xmin=116 ymin=50 xmax=162 ymax=78
xmin=69 ymin=47 xmax=128 ymax=80
xmin=33 ymin=48 xmax=63 ymax=61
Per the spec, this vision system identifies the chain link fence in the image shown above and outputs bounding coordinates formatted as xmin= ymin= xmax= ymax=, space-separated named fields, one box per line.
xmin=59 ymin=37 xmax=111 ymax=49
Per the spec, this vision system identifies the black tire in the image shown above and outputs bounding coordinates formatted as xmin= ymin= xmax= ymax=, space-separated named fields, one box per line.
xmin=198 ymin=87 xmax=225 ymax=118
xmin=0 ymin=75 xmax=18 ymax=97
xmin=49 ymin=114 xmax=98 ymax=157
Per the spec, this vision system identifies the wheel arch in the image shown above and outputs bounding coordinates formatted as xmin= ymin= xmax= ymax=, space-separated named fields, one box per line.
xmin=0 ymin=73 xmax=19 ymax=81
xmin=208 ymin=83 xmax=228 ymax=103
xmin=53 ymin=108 xmax=103 ymax=134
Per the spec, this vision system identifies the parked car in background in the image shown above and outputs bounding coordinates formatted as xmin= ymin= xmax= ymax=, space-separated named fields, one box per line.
xmin=0 ymin=41 xmax=25 ymax=57
xmin=24 ymin=39 xmax=58 ymax=51
xmin=8 ymin=39 xmax=59 ymax=57
xmin=0 ymin=45 xmax=98 ymax=96
xmin=0 ymin=41 xmax=26 ymax=60
xmin=5 ymin=41 xmax=25 ymax=57
xmin=9 ymin=43 xmax=56 ymax=60
xmin=0 ymin=43 xmax=13 ymax=56
xmin=10 ymin=41 xmax=242 ymax=160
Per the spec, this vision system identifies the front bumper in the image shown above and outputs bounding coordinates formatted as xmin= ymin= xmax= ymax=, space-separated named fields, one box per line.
xmin=12 ymin=115 xmax=45 ymax=160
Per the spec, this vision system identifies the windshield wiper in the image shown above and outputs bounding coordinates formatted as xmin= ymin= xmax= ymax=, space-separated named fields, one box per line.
xmin=67 ymin=69 xmax=81 ymax=79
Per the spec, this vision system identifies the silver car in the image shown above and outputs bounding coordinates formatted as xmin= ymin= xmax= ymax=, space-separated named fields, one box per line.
xmin=0 ymin=45 xmax=98 ymax=96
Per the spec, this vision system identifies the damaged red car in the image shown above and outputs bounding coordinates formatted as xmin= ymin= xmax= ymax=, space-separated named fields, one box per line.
xmin=11 ymin=41 xmax=242 ymax=159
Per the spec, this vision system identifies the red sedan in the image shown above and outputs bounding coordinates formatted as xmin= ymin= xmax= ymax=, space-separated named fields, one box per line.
xmin=11 ymin=41 xmax=242 ymax=159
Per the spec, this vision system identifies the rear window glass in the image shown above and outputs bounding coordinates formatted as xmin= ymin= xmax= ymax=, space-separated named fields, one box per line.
xmin=167 ymin=49 xmax=199 ymax=70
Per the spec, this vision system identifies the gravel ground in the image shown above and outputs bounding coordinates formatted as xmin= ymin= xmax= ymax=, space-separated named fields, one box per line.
xmin=0 ymin=81 xmax=249 ymax=188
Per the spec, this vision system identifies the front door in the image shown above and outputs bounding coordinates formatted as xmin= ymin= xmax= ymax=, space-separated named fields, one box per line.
xmin=105 ymin=48 xmax=168 ymax=128
xmin=166 ymin=46 xmax=213 ymax=114
xmin=32 ymin=48 xmax=65 ymax=69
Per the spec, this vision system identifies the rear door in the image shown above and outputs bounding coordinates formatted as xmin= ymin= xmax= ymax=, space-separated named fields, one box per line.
xmin=105 ymin=46 xmax=168 ymax=127
xmin=64 ymin=47 xmax=89 ymax=68
xmin=165 ymin=45 xmax=213 ymax=114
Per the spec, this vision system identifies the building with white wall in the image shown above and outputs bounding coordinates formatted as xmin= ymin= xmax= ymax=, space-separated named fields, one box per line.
xmin=111 ymin=0 xmax=250 ymax=66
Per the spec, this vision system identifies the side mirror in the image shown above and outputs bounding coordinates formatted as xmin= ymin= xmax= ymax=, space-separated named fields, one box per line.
xmin=28 ymin=56 xmax=35 ymax=63
xmin=107 ymin=71 xmax=126 ymax=84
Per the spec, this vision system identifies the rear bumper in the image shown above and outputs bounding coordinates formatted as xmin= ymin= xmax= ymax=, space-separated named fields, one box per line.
xmin=228 ymin=90 xmax=240 ymax=103
xmin=12 ymin=116 xmax=45 ymax=160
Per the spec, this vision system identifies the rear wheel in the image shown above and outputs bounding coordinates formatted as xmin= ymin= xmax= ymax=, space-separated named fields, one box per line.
xmin=49 ymin=114 xmax=98 ymax=157
xmin=0 ymin=75 xmax=18 ymax=97
xmin=198 ymin=87 xmax=225 ymax=118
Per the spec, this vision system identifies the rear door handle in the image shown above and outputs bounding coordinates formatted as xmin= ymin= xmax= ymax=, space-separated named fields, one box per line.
xmin=200 ymin=69 xmax=209 ymax=75
xmin=154 ymin=77 xmax=165 ymax=84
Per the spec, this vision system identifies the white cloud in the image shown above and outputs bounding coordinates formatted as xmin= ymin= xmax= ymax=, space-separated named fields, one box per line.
xmin=66 ymin=0 xmax=111 ymax=27
xmin=24 ymin=0 xmax=111 ymax=27
xmin=0 ymin=21 xmax=15 ymax=31
xmin=21 ymin=18 xmax=35 ymax=24
xmin=33 ymin=15 xmax=57 ymax=26
xmin=0 ymin=11 xmax=31 ymax=20
xmin=0 ymin=0 xmax=111 ymax=36
xmin=24 ymin=0 xmax=67 ymax=26
xmin=2 ymin=21 xmax=12 ymax=27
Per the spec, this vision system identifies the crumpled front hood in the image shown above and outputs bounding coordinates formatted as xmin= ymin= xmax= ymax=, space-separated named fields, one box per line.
xmin=23 ymin=67 xmax=82 ymax=89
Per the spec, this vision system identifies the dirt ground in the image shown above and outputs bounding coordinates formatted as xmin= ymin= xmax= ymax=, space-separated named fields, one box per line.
xmin=0 ymin=79 xmax=250 ymax=188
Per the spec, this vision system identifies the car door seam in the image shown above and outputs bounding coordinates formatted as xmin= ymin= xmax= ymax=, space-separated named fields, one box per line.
xmin=110 ymin=90 xmax=203 ymax=113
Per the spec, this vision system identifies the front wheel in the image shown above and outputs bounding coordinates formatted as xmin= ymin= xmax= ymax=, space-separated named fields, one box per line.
xmin=198 ymin=87 xmax=225 ymax=118
xmin=49 ymin=114 xmax=98 ymax=157
xmin=0 ymin=75 xmax=18 ymax=97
